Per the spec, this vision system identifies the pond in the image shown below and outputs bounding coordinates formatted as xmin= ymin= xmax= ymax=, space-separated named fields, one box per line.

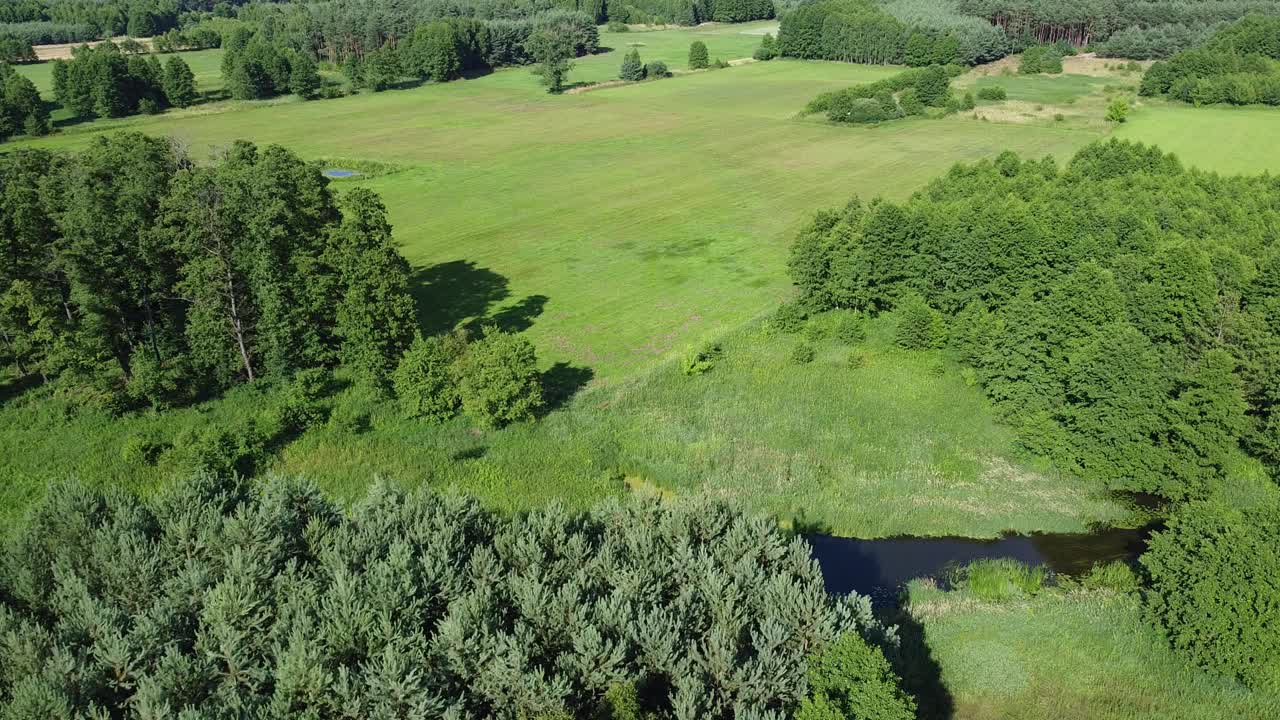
xmin=808 ymin=525 xmax=1153 ymax=605
xmin=323 ymin=169 xmax=358 ymax=178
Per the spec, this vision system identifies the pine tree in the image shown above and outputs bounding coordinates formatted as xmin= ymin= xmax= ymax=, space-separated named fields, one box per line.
xmin=328 ymin=188 xmax=419 ymax=384
xmin=162 ymin=55 xmax=197 ymax=107
xmin=688 ymin=40 xmax=709 ymax=69
xmin=288 ymin=51 xmax=322 ymax=99
xmin=619 ymin=48 xmax=645 ymax=81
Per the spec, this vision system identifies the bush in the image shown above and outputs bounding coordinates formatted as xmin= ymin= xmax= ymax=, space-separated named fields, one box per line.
xmin=898 ymin=87 xmax=924 ymax=115
xmin=682 ymin=342 xmax=723 ymax=375
xmin=754 ymin=33 xmax=778 ymax=61
xmin=644 ymin=59 xmax=670 ymax=78
xmin=1142 ymin=501 xmax=1280 ymax=690
xmin=121 ymin=430 xmax=169 ymax=466
xmin=712 ymin=58 xmax=731 ymax=69
xmin=606 ymin=20 xmax=629 ymax=32
xmin=976 ymin=85 xmax=1006 ymax=101
xmin=791 ymin=341 xmax=816 ymax=364
xmin=619 ymin=48 xmax=645 ymax=81
xmin=894 ymin=292 xmax=945 ymax=350
xmin=771 ymin=301 xmax=809 ymax=334
xmin=952 ymin=558 xmax=1045 ymax=601
xmin=453 ymin=328 xmax=544 ymax=427
xmin=847 ymin=350 xmax=868 ymax=369
xmin=269 ymin=368 xmax=330 ymax=436
xmin=1020 ymin=45 xmax=1064 ymax=74
xmin=688 ymin=40 xmax=709 ymax=69
xmin=836 ymin=312 xmax=866 ymax=344
xmin=393 ymin=333 xmax=466 ymax=421
xmin=327 ymin=401 xmax=370 ymax=434
xmin=796 ymin=632 xmax=916 ymax=720
xmin=1106 ymin=97 xmax=1130 ymax=122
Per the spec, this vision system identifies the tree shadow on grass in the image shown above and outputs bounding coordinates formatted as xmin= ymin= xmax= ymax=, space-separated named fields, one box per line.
xmin=889 ymin=606 xmax=955 ymax=720
xmin=410 ymin=260 xmax=511 ymax=336
xmin=489 ymin=294 xmax=549 ymax=333
xmin=540 ymin=362 xmax=594 ymax=413
xmin=0 ymin=372 xmax=41 ymax=407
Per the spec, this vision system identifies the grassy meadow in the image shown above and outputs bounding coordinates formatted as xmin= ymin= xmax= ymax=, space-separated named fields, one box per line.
xmin=908 ymin=585 xmax=1280 ymax=719
xmin=3 ymin=29 xmax=1279 ymax=535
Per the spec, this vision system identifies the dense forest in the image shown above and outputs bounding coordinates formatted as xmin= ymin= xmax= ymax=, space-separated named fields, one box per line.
xmin=0 ymin=474 xmax=915 ymax=718
xmin=0 ymin=134 xmax=418 ymax=409
xmin=789 ymin=139 xmax=1280 ymax=500
xmin=1140 ymin=14 xmax=1280 ymax=105
xmin=785 ymin=138 xmax=1280 ymax=688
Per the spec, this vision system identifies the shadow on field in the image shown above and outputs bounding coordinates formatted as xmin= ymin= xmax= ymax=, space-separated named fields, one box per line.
xmin=0 ymin=372 xmax=41 ymax=406
xmin=892 ymin=608 xmax=955 ymax=720
xmin=540 ymin=362 xmax=594 ymax=413
xmin=411 ymin=260 xmax=511 ymax=335
xmin=489 ymin=294 xmax=549 ymax=333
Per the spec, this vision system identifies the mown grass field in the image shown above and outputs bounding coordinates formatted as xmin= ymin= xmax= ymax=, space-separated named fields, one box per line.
xmin=3 ymin=26 xmax=1279 ymax=535
xmin=909 ymin=586 xmax=1280 ymax=720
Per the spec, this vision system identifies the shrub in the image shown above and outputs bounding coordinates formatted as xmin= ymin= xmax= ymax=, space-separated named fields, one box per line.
xmin=688 ymin=40 xmax=709 ymax=69
xmin=960 ymin=91 xmax=975 ymax=110
xmin=394 ymin=333 xmax=467 ymax=421
xmin=753 ymin=33 xmax=778 ymax=61
xmin=952 ymin=558 xmax=1045 ymax=601
xmin=712 ymin=58 xmax=731 ymax=69
xmin=453 ymin=328 xmax=544 ymax=427
xmin=606 ymin=20 xmax=629 ymax=32
xmin=976 ymin=85 xmax=1006 ymax=101
xmin=1020 ymin=45 xmax=1064 ymax=74
xmin=682 ymin=343 xmax=723 ymax=375
xmin=619 ymin=48 xmax=645 ymax=81
xmin=327 ymin=402 xmax=370 ymax=434
xmin=121 ymin=430 xmax=168 ymax=466
xmin=836 ymin=312 xmax=866 ymax=344
xmin=894 ymin=292 xmax=945 ymax=350
xmin=898 ymin=87 xmax=924 ymax=115
xmin=771 ymin=301 xmax=809 ymax=334
xmin=796 ymin=632 xmax=916 ymax=720
xmin=645 ymin=59 xmax=669 ymax=77
xmin=1105 ymin=97 xmax=1130 ymax=122
xmin=1142 ymin=501 xmax=1280 ymax=690
xmin=791 ymin=341 xmax=816 ymax=364
xmin=847 ymin=350 xmax=868 ymax=369
xmin=834 ymin=97 xmax=893 ymax=123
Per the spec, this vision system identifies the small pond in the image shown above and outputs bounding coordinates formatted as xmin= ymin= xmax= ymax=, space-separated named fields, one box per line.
xmin=808 ymin=525 xmax=1153 ymax=605
xmin=322 ymin=169 xmax=359 ymax=178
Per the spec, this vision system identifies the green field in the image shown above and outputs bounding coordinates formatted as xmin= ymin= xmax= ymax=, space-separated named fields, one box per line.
xmin=909 ymin=586 xmax=1280 ymax=720
xmin=3 ymin=26 xmax=1279 ymax=535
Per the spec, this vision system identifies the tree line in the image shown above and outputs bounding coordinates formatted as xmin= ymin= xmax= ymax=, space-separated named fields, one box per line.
xmin=0 ymin=61 xmax=48 ymax=139
xmin=0 ymin=0 xmax=187 ymax=45
xmin=0 ymin=473 xmax=915 ymax=719
xmin=0 ymin=134 xmax=418 ymax=414
xmin=956 ymin=0 xmax=1280 ymax=49
xmin=51 ymin=40 xmax=198 ymax=118
xmin=787 ymin=139 xmax=1279 ymax=502
xmin=778 ymin=0 xmax=1011 ymax=67
xmin=802 ymin=64 xmax=970 ymax=123
xmin=1140 ymin=14 xmax=1280 ymax=106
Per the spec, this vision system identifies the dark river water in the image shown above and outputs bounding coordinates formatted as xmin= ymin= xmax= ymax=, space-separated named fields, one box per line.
xmin=807 ymin=525 xmax=1152 ymax=604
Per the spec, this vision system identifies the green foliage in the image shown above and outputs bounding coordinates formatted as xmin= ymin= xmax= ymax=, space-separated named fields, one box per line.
xmin=1019 ymin=45 xmax=1065 ymax=74
xmin=779 ymin=0 xmax=1002 ymax=66
xmin=1140 ymin=16 xmax=1280 ymax=106
xmin=287 ymin=51 xmax=322 ymax=99
xmin=454 ymin=327 xmax=544 ymax=427
xmin=526 ymin=27 xmax=576 ymax=92
xmin=951 ymin=558 xmax=1046 ymax=601
xmin=0 ymin=476 xmax=896 ymax=718
xmin=49 ymin=41 xmax=167 ymax=120
xmin=688 ymin=40 xmax=709 ymax=69
xmin=791 ymin=340 xmax=816 ymax=364
xmin=771 ymin=301 xmax=809 ymax=334
xmin=1142 ymin=499 xmax=1280 ymax=691
xmin=1106 ymin=96 xmax=1130 ymax=122
xmin=619 ymin=48 xmax=645 ymax=81
xmin=644 ymin=59 xmax=669 ymax=78
xmin=810 ymin=64 xmax=952 ymax=124
xmin=894 ymin=292 xmax=944 ymax=350
xmin=607 ymin=20 xmax=629 ymax=32
xmin=120 ymin=429 xmax=168 ymax=465
xmin=393 ymin=332 xmax=466 ymax=421
xmin=1080 ymin=561 xmax=1139 ymax=593
xmin=160 ymin=55 xmax=197 ymax=107
xmin=976 ymin=84 xmax=1006 ymax=101
xmin=788 ymin=139 xmax=1278 ymax=500
xmin=753 ymin=33 xmax=778 ymax=61
xmin=797 ymin=632 xmax=916 ymax=720
xmin=681 ymin=342 xmax=723 ymax=375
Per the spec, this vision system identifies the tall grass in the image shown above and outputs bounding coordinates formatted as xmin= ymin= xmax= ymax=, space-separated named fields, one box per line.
xmin=949 ymin=558 xmax=1046 ymax=601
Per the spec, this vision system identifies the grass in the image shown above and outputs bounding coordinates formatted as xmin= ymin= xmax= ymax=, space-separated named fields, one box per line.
xmin=949 ymin=558 xmax=1046 ymax=601
xmin=2 ymin=27 xmax=1277 ymax=534
xmin=908 ymin=584 xmax=1280 ymax=719
xmin=968 ymin=73 xmax=1113 ymax=105
xmin=1115 ymin=100 xmax=1280 ymax=176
